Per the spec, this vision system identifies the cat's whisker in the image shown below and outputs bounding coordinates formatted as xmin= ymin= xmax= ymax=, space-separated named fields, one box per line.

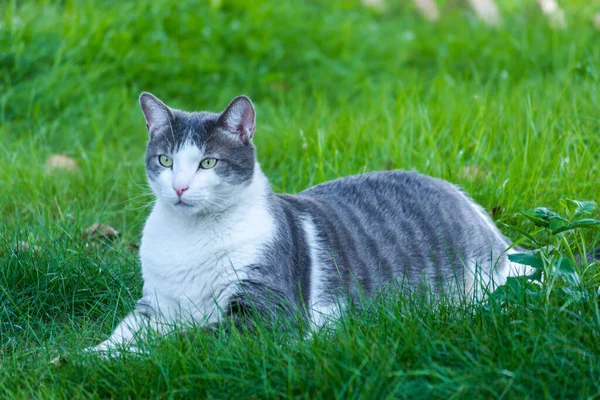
xmin=127 ymin=191 xmax=155 ymax=199
xmin=128 ymin=200 xmax=156 ymax=210
xmin=129 ymin=185 xmax=154 ymax=196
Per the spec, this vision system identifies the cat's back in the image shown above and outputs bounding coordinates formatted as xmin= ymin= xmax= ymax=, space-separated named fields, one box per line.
xmin=300 ymin=170 xmax=505 ymax=243
xmin=275 ymin=170 xmax=511 ymax=295
xmin=301 ymin=170 xmax=458 ymax=207
xmin=298 ymin=170 xmax=475 ymax=224
xmin=297 ymin=170 xmax=500 ymax=243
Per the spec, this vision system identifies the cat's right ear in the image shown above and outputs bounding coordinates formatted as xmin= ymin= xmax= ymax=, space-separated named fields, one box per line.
xmin=218 ymin=95 xmax=256 ymax=145
xmin=139 ymin=92 xmax=174 ymax=137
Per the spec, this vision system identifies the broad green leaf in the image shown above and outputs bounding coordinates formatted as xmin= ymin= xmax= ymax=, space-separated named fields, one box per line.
xmin=519 ymin=207 xmax=568 ymax=228
xmin=526 ymin=268 xmax=542 ymax=282
xmin=502 ymin=224 xmax=544 ymax=247
xmin=549 ymin=218 xmax=567 ymax=232
xmin=551 ymin=219 xmax=600 ymax=234
xmin=508 ymin=252 xmax=543 ymax=270
xmin=488 ymin=276 xmax=542 ymax=307
xmin=561 ymin=199 xmax=596 ymax=219
xmin=560 ymin=287 xmax=589 ymax=304
xmin=552 ymin=257 xmax=581 ymax=286
xmin=505 ymin=277 xmax=542 ymax=304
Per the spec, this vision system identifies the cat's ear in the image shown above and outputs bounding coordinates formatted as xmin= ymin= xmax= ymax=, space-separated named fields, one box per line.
xmin=139 ymin=92 xmax=174 ymax=137
xmin=218 ymin=95 xmax=256 ymax=145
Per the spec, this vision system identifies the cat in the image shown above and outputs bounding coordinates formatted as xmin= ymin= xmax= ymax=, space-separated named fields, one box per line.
xmin=86 ymin=93 xmax=533 ymax=354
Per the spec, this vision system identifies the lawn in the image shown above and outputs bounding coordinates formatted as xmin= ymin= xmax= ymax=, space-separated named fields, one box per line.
xmin=1 ymin=0 xmax=600 ymax=398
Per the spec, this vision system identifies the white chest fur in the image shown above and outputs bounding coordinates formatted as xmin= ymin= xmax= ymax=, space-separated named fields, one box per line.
xmin=139 ymin=183 xmax=275 ymax=324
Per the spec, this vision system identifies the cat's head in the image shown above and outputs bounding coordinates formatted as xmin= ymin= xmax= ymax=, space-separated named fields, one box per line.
xmin=140 ymin=93 xmax=257 ymax=215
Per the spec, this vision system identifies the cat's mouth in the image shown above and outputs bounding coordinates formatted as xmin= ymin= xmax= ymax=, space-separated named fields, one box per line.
xmin=176 ymin=200 xmax=192 ymax=208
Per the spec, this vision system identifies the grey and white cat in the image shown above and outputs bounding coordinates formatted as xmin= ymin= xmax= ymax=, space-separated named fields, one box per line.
xmin=88 ymin=93 xmax=532 ymax=353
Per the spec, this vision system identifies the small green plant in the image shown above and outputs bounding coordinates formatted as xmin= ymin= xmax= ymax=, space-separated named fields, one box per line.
xmin=492 ymin=200 xmax=600 ymax=309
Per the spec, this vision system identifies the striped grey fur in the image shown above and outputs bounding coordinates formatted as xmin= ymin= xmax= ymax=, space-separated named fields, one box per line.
xmin=234 ymin=171 xmax=516 ymax=323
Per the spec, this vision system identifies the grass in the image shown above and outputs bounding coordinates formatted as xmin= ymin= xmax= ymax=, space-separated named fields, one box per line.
xmin=1 ymin=0 xmax=600 ymax=397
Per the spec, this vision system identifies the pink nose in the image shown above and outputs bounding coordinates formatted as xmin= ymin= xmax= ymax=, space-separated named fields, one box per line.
xmin=174 ymin=186 xmax=189 ymax=197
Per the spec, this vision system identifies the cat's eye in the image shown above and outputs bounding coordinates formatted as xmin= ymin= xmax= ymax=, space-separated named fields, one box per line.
xmin=199 ymin=158 xmax=218 ymax=169
xmin=158 ymin=155 xmax=173 ymax=168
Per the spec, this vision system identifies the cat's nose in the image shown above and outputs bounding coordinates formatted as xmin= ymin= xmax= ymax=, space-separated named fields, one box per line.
xmin=173 ymin=186 xmax=189 ymax=197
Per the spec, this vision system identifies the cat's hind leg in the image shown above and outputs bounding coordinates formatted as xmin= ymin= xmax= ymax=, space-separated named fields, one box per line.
xmin=308 ymin=302 xmax=343 ymax=332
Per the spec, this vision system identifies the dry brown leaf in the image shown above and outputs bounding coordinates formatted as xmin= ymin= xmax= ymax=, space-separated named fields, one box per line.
xmin=491 ymin=205 xmax=504 ymax=219
xmin=50 ymin=354 xmax=68 ymax=367
xmin=46 ymin=154 xmax=78 ymax=173
xmin=128 ymin=242 xmax=140 ymax=251
xmin=84 ymin=223 xmax=120 ymax=240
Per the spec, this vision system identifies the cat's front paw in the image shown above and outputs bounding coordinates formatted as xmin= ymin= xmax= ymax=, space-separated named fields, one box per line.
xmin=82 ymin=340 xmax=145 ymax=359
xmin=82 ymin=341 xmax=120 ymax=359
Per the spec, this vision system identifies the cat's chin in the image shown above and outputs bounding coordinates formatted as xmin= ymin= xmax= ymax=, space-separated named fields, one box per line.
xmin=169 ymin=200 xmax=203 ymax=215
xmin=155 ymin=197 xmax=220 ymax=217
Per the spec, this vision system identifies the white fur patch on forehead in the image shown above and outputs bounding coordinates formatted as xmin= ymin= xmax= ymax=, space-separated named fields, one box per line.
xmin=174 ymin=141 xmax=204 ymax=169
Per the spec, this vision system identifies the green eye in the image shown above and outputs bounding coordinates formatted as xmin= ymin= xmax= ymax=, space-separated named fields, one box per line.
xmin=199 ymin=158 xmax=218 ymax=169
xmin=158 ymin=155 xmax=173 ymax=168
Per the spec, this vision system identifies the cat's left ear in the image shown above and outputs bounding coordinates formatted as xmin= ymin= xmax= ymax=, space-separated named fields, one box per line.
xmin=218 ymin=96 xmax=256 ymax=145
xmin=139 ymin=92 xmax=174 ymax=138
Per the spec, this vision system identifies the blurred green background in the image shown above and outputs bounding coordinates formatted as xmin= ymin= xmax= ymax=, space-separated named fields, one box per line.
xmin=2 ymin=0 xmax=600 ymax=237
